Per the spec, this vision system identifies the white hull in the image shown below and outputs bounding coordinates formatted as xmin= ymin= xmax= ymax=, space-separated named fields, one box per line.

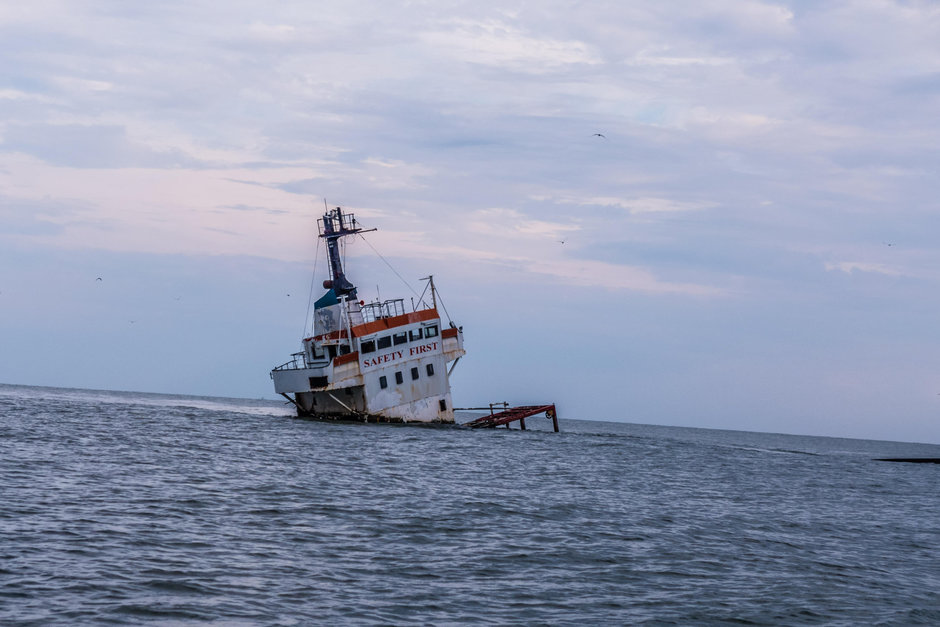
xmin=290 ymin=389 xmax=455 ymax=424
xmin=270 ymin=206 xmax=465 ymax=423
xmin=272 ymin=309 xmax=464 ymax=423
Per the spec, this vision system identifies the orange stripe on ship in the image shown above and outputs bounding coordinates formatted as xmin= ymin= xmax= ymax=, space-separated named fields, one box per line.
xmin=306 ymin=309 xmax=440 ymax=342
xmin=305 ymin=330 xmax=349 ymax=342
xmin=333 ymin=351 xmax=359 ymax=366
xmin=441 ymin=327 xmax=458 ymax=339
xmin=350 ymin=308 xmax=439 ymax=338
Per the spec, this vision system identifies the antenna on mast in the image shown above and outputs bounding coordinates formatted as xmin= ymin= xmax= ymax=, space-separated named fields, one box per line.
xmin=317 ymin=206 xmax=376 ymax=298
xmin=419 ymin=275 xmax=438 ymax=310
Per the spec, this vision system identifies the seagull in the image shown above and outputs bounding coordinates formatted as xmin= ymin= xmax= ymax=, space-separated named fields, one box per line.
xmin=558 ymin=239 xmax=566 ymax=244
xmin=592 ymin=133 xmax=606 ymax=139
xmin=96 ymin=277 xmax=102 ymax=281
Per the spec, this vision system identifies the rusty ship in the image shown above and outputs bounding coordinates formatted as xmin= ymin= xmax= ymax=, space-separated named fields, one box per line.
xmin=271 ymin=206 xmax=466 ymax=423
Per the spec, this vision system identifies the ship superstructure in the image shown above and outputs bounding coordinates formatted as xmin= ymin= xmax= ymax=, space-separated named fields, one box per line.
xmin=271 ymin=206 xmax=465 ymax=423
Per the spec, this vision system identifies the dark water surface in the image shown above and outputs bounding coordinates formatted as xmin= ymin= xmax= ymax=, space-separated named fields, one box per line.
xmin=2 ymin=384 xmax=939 ymax=625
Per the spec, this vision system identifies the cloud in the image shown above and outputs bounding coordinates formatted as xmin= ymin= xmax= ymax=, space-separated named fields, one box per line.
xmin=220 ymin=204 xmax=289 ymax=216
xmin=628 ymin=48 xmax=736 ymax=67
xmin=245 ymin=22 xmax=297 ymax=42
xmin=535 ymin=193 xmax=716 ymax=215
xmin=465 ymin=207 xmax=580 ymax=240
xmin=0 ymin=123 xmax=197 ymax=169
xmin=3 ymin=0 xmax=940 ymax=440
xmin=0 ymin=194 xmax=77 ymax=236
xmin=418 ymin=18 xmax=601 ymax=73
xmin=358 ymin=228 xmax=719 ymax=296
xmin=0 ymin=88 xmax=55 ymax=102
xmin=825 ymin=261 xmax=902 ymax=277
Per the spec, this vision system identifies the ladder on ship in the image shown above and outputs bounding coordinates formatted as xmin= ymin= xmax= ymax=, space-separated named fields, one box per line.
xmin=458 ymin=403 xmax=559 ymax=432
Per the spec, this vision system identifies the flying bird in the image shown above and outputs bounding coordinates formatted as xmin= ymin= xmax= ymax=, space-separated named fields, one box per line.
xmin=592 ymin=133 xmax=606 ymax=139
xmin=96 ymin=277 xmax=102 ymax=281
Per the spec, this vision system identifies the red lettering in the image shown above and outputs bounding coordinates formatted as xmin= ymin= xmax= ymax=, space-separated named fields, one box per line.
xmin=362 ymin=350 xmax=405 ymax=368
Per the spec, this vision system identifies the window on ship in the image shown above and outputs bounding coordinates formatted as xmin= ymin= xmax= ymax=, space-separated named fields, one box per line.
xmin=377 ymin=336 xmax=392 ymax=350
xmin=409 ymin=328 xmax=423 ymax=341
xmin=393 ymin=332 xmax=408 ymax=346
xmin=411 ymin=367 xmax=419 ymax=380
xmin=395 ymin=371 xmax=403 ymax=384
xmin=361 ymin=340 xmax=376 ymax=354
xmin=425 ymin=325 xmax=438 ymax=338
xmin=379 ymin=376 xmax=388 ymax=389
xmin=426 ymin=364 xmax=434 ymax=376
xmin=327 ymin=345 xmax=337 ymax=359
xmin=340 ymin=345 xmax=350 ymax=355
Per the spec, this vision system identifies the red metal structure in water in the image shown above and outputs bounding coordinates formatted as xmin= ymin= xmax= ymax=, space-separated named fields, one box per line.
xmin=460 ymin=403 xmax=559 ymax=432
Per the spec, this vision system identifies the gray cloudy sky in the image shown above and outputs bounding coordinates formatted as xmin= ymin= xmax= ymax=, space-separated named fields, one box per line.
xmin=2 ymin=1 xmax=940 ymax=443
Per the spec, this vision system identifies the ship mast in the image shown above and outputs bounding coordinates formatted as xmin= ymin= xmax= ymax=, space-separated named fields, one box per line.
xmin=318 ymin=206 xmax=373 ymax=298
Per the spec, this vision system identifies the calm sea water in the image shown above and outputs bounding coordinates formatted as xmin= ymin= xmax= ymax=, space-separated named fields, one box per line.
xmin=2 ymin=383 xmax=939 ymax=625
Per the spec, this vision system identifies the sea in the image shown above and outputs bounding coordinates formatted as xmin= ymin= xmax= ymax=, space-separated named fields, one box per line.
xmin=1 ymin=383 xmax=939 ymax=626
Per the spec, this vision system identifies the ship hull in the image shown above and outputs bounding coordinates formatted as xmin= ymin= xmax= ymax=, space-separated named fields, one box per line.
xmin=290 ymin=389 xmax=455 ymax=423
xmin=272 ymin=311 xmax=465 ymax=426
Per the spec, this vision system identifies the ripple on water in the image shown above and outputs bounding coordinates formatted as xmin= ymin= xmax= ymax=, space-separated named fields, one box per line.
xmin=1 ymin=385 xmax=939 ymax=624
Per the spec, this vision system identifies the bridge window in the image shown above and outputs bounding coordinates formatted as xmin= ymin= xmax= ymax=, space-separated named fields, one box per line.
xmin=395 ymin=371 xmax=403 ymax=385
xmin=409 ymin=328 xmax=423 ymax=341
xmin=425 ymin=325 xmax=438 ymax=338
xmin=377 ymin=336 xmax=392 ymax=350
xmin=361 ymin=340 xmax=375 ymax=354
xmin=379 ymin=375 xmax=388 ymax=389
xmin=426 ymin=363 xmax=434 ymax=376
xmin=393 ymin=332 xmax=408 ymax=345
xmin=411 ymin=367 xmax=419 ymax=380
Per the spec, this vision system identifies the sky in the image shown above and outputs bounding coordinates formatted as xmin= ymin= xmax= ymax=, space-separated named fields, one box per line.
xmin=2 ymin=1 xmax=940 ymax=443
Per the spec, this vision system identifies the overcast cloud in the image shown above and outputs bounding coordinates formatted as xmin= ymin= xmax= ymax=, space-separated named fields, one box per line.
xmin=2 ymin=1 xmax=940 ymax=443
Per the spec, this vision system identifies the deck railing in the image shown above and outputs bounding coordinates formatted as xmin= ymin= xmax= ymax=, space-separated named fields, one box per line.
xmin=360 ymin=298 xmax=406 ymax=323
xmin=272 ymin=352 xmax=306 ymax=371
